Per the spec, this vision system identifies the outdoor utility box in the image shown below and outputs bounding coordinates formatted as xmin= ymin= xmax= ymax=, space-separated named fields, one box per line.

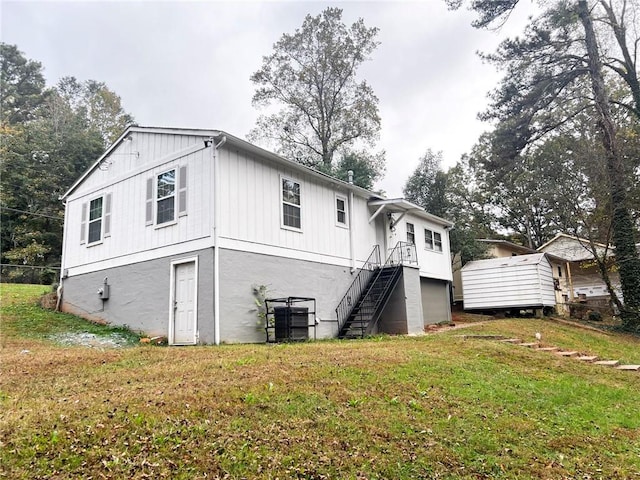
xmin=274 ymin=306 xmax=309 ymax=341
xmin=99 ymin=284 xmax=110 ymax=300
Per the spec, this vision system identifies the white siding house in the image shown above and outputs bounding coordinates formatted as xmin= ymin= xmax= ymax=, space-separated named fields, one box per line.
xmin=537 ymin=233 xmax=622 ymax=302
xmin=461 ymin=253 xmax=556 ymax=312
xmin=60 ymin=126 xmax=454 ymax=344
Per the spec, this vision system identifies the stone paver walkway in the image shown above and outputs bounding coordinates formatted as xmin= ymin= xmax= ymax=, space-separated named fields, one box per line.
xmin=463 ymin=334 xmax=638 ymax=373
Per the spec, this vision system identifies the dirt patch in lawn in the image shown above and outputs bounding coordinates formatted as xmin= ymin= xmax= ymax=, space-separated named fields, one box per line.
xmin=49 ymin=331 xmax=135 ymax=348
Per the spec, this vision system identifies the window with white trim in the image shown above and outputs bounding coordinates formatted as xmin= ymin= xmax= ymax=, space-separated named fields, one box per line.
xmin=336 ymin=194 xmax=347 ymax=227
xmin=424 ymin=228 xmax=443 ymax=252
xmin=282 ymin=177 xmax=301 ymax=229
xmin=156 ymin=169 xmax=176 ymax=225
xmin=406 ymin=222 xmax=415 ymax=245
xmin=88 ymin=196 xmax=103 ymax=244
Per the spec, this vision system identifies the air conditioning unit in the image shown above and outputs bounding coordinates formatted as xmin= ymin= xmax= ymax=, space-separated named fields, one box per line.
xmin=274 ymin=306 xmax=309 ymax=341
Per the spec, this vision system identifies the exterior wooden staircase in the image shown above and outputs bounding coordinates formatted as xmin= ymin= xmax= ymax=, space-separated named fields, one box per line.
xmin=336 ymin=242 xmax=416 ymax=339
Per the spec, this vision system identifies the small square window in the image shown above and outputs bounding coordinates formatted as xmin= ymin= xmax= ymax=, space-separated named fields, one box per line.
xmin=406 ymin=222 xmax=415 ymax=245
xmin=434 ymin=232 xmax=442 ymax=252
xmin=336 ymin=195 xmax=347 ymax=226
xmin=424 ymin=228 xmax=433 ymax=250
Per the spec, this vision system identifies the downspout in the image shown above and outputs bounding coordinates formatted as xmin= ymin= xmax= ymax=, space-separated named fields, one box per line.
xmin=57 ymin=199 xmax=69 ymax=311
xmin=212 ymin=135 xmax=227 ymax=345
xmin=347 ymin=170 xmax=356 ymax=273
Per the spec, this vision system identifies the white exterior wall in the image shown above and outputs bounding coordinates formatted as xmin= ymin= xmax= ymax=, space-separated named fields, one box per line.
xmin=391 ymin=213 xmax=453 ymax=282
xmin=462 ymin=254 xmax=556 ymax=310
xmin=62 ymin=132 xmax=213 ymax=276
xmin=63 ymin=129 xmax=453 ymax=282
xmin=217 ymin=147 xmax=379 ymax=267
xmin=61 ymin=128 xmax=455 ymax=344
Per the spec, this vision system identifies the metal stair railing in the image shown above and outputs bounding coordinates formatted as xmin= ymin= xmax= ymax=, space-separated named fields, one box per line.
xmin=341 ymin=266 xmax=402 ymax=338
xmin=335 ymin=245 xmax=381 ymax=335
xmin=337 ymin=242 xmax=418 ymax=338
xmin=385 ymin=241 xmax=418 ymax=267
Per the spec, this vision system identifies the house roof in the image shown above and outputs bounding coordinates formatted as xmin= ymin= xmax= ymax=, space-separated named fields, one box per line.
xmin=461 ymin=252 xmax=548 ymax=272
xmin=537 ymin=233 xmax=614 ymax=262
xmin=367 ymin=198 xmax=454 ymax=228
xmin=62 ymin=125 xmax=373 ymax=201
xmin=477 ymin=239 xmax=536 ymax=254
xmin=60 ymin=125 xmax=455 ymax=228
xmin=537 ymin=233 xmax=610 ymax=252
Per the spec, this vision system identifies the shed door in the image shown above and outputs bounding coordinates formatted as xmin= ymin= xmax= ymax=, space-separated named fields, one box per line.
xmin=172 ymin=261 xmax=197 ymax=345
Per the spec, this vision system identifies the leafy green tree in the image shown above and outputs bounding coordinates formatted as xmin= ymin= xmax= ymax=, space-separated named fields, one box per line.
xmin=249 ymin=7 xmax=382 ymax=171
xmin=0 ymin=43 xmax=48 ymax=124
xmin=57 ymin=76 xmax=134 ymax=146
xmin=1 ymin=89 xmax=105 ymax=274
xmin=403 ymin=150 xmax=491 ymax=268
xmin=0 ymin=44 xmax=133 ymax=283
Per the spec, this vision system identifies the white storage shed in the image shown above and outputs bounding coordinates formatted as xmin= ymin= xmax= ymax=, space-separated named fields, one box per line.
xmin=461 ymin=253 xmax=557 ymax=311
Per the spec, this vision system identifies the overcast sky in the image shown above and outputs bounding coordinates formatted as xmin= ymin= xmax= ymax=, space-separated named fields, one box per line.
xmin=2 ymin=0 xmax=537 ymax=196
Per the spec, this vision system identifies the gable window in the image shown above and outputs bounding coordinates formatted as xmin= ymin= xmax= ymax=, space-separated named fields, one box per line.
xmin=425 ymin=228 xmax=443 ymax=252
xmin=157 ymin=169 xmax=176 ymax=225
xmin=88 ymin=197 xmax=103 ymax=244
xmin=282 ymin=177 xmax=301 ymax=229
xmin=336 ymin=194 xmax=347 ymax=227
xmin=406 ymin=222 xmax=415 ymax=245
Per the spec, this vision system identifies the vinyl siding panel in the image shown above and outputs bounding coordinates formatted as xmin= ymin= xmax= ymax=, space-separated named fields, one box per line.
xmin=217 ymin=147 xmax=375 ymax=265
xmin=389 ymin=213 xmax=453 ymax=282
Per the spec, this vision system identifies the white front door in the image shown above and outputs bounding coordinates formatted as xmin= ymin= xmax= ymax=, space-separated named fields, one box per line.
xmin=171 ymin=260 xmax=197 ymax=345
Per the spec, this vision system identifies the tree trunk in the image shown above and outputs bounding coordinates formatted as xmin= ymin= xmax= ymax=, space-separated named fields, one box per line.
xmin=577 ymin=0 xmax=640 ymax=329
xmin=599 ymin=0 xmax=640 ymax=119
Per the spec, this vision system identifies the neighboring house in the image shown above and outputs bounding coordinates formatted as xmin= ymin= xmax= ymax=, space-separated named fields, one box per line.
xmin=537 ymin=233 xmax=622 ymax=304
xmin=59 ymin=126 xmax=454 ymax=345
xmin=461 ymin=253 xmax=557 ymax=313
xmin=452 ymin=239 xmax=567 ymax=313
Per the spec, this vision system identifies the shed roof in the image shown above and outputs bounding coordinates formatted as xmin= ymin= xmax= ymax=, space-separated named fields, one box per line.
xmin=461 ymin=253 xmax=548 ymax=272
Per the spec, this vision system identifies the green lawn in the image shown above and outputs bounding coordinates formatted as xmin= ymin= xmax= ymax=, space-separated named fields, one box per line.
xmin=1 ymin=284 xmax=639 ymax=479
